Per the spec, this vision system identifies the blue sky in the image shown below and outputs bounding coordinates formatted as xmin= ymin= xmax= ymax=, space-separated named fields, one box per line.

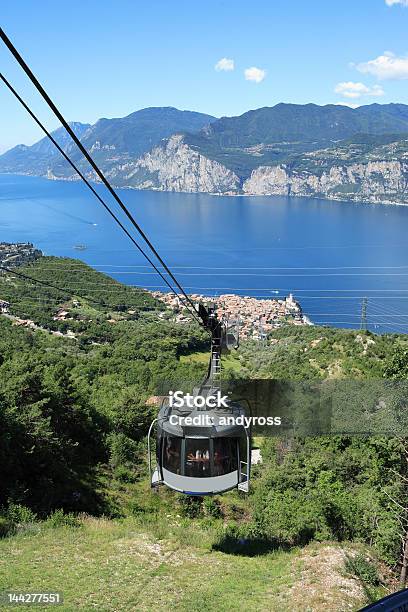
xmin=1 ymin=0 xmax=408 ymax=152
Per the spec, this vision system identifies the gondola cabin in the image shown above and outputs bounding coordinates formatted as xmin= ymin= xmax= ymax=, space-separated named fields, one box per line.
xmin=148 ymin=387 xmax=251 ymax=495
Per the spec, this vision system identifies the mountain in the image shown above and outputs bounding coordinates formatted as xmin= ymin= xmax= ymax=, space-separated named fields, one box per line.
xmin=116 ymin=104 xmax=408 ymax=202
xmin=196 ymin=103 xmax=408 ymax=148
xmin=74 ymin=106 xmax=216 ymax=158
xmin=184 ymin=103 xmax=408 ymax=179
xmin=0 ymin=108 xmax=215 ymax=177
xmin=102 ymin=134 xmax=241 ymax=192
xmin=2 ymin=103 xmax=408 ymax=204
xmin=0 ymin=122 xmax=90 ymax=175
xmin=29 ymin=122 xmax=91 ymax=155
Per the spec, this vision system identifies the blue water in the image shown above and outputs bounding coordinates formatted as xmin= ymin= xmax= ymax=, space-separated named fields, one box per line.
xmin=1 ymin=174 xmax=408 ymax=333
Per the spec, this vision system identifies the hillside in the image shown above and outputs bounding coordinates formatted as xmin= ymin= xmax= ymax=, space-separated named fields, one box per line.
xmin=2 ymin=103 xmax=408 ymax=203
xmin=185 ymin=103 xmax=408 ymax=179
xmin=243 ymin=134 xmax=408 ymax=203
xmin=1 ymin=257 xmax=407 ymax=607
xmin=0 ymin=255 xmax=162 ymax=331
xmin=196 ymin=103 xmax=408 ymax=149
xmin=76 ymin=107 xmax=216 ymax=158
xmin=0 ymin=107 xmax=215 ymax=178
xmin=226 ymin=326 xmax=402 ymax=379
xmin=0 ymin=122 xmax=90 ymax=175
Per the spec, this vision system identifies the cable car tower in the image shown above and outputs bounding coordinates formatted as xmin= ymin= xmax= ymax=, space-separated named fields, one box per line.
xmin=148 ymin=303 xmax=251 ymax=496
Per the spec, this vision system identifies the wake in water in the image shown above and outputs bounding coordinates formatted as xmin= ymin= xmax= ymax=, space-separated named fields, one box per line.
xmin=35 ymin=200 xmax=97 ymax=226
xmin=0 ymin=195 xmax=97 ymax=226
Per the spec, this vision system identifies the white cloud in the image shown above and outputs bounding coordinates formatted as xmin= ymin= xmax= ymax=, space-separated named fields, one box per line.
xmin=244 ymin=66 xmax=266 ymax=83
xmin=215 ymin=58 xmax=234 ymax=72
xmin=385 ymin=0 xmax=408 ymax=6
xmin=334 ymin=81 xmax=384 ymax=99
xmin=355 ymin=51 xmax=408 ymax=80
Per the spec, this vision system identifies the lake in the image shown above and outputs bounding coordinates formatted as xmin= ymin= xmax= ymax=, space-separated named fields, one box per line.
xmin=1 ymin=173 xmax=408 ymax=333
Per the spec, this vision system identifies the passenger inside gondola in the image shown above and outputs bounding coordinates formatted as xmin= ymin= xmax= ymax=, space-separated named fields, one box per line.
xmin=185 ymin=439 xmax=210 ymax=477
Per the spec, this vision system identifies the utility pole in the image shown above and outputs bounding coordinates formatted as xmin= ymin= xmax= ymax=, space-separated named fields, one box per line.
xmin=360 ymin=297 xmax=368 ymax=331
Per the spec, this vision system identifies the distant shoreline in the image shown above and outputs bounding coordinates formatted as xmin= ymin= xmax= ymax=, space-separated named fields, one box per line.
xmin=1 ymin=172 xmax=408 ymax=208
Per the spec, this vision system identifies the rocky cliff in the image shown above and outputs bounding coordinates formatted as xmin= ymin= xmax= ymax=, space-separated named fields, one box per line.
xmin=242 ymin=160 xmax=408 ymax=204
xmin=105 ymin=135 xmax=241 ymax=194
xmin=128 ymin=135 xmax=408 ymax=205
xmin=37 ymin=137 xmax=408 ymax=204
xmin=105 ymin=136 xmax=408 ymax=205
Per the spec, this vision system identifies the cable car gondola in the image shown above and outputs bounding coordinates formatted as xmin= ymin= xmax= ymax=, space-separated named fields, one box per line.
xmin=148 ymin=305 xmax=251 ymax=495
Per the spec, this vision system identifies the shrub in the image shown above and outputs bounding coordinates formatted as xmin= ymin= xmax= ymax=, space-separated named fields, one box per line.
xmin=203 ymin=497 xmax=222 ymax=519
xmin=114 ymin=465 xmax=138 ymax=483
xmin=44 ymin=509 xmax=80 ymax=528
xmin=177 ymin=494 xmax=203 ymax=518
xmin=345 ymin=553 xmax=380 ymax=586
xmin=0 ymin=516 xmax=13 ymax=537
xmin=107 ymin=432 xmax=139 ymax=468
xmin=5 ymin=503 xmax=37 ymax=525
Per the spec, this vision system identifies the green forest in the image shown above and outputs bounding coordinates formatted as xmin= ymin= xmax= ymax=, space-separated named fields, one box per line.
xmin=1 ymin=257 xmax=408 ymax=609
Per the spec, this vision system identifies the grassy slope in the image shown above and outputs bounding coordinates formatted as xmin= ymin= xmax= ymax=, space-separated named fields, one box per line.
xmin=0 ymin=256 xmax=161 ymax=320
xmin=0 ymin=517 xmax=377 ymax=612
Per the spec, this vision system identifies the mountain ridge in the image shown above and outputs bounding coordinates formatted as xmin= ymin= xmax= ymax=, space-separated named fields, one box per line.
xmin=2 ymin=103 xmax=408 ymax=204
xmin=0 ymin=107 xmax=215 ymax=177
